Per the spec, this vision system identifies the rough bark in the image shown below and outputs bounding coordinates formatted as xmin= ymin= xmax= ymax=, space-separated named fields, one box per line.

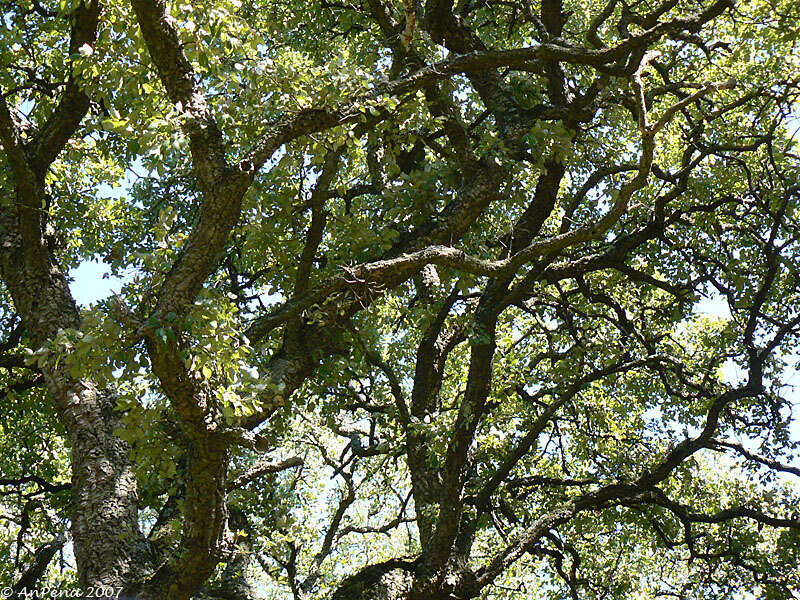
xmin=0 ymin=1 xmax=148 ymax=584
xmin=329 ymin=560 xmax=416 ymax=600
xmin=0 ymin=211 xmax=146 ymax=590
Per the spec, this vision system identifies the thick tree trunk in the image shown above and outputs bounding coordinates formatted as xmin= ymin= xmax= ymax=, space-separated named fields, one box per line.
xmin=49 ymin=371 xmax=146 ymax=588
xmin=141 ymin=336 xmax=233 ymax=600
xmin=329 ymin=560 xmax=415 ymax=600
xmin=146 ymin=441 xmax=229 ymax=600
xmin=326 ymin=557 xmax=481 ymax=600
xmin=0 ymin=215 xmax=146 ymax=590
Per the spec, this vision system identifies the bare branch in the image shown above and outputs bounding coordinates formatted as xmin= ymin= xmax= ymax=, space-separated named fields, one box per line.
xmin=710 ymin=439 xmax=800 ymax=478
xmin=227 ymin=456 xmax=304 ymax=491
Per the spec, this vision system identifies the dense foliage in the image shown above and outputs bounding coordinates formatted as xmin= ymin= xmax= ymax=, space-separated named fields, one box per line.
xmin=0 ymin=0 xmax=799 ymax=598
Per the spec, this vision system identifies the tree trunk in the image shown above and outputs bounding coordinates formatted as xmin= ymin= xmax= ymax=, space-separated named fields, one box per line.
xmin=53 ymin=372 xmax=146 ymax=588
xmin=326 ymin=557 xmax=480 ymax=600
xmin=0 ymin=215 xmax=146 ymax=590
xmin=329 ymin=560 xmax=415 ymax=600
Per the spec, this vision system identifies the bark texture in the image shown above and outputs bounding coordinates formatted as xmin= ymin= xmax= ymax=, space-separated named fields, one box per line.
xmin=329 ymin=560 xmax=415 ymax=600
xmin=0 ymin=211 xmax=145 ymax=589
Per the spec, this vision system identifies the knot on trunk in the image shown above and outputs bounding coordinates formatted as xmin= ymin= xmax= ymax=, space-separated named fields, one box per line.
xmin=330 ymin=559 xmax=416 ymax=600
xmin=409 ymin=557 xmax=479 ymax=600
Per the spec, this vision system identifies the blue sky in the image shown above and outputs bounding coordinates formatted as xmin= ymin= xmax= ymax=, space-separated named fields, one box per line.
xmin=69 ymin=259 xmax=125 ymax=306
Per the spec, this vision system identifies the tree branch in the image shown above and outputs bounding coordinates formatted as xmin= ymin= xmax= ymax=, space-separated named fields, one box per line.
xmin=227 ymin=456 xmax=304 ymax=491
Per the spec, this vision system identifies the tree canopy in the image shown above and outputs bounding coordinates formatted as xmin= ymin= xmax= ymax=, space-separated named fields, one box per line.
xmin=1 ymin=0 xmax=799 ymax=598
